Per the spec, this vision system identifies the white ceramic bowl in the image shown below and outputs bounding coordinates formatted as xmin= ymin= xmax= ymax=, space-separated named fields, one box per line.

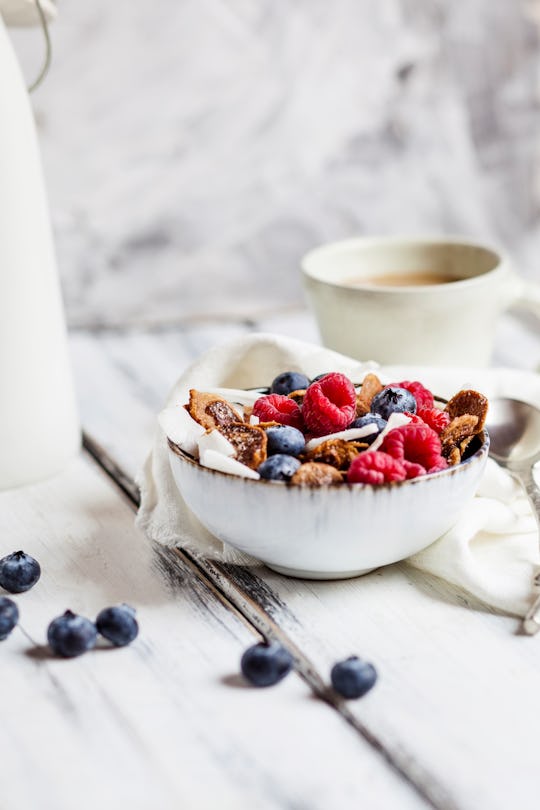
xmin=168 ymin=433 xmax=490 ymax=579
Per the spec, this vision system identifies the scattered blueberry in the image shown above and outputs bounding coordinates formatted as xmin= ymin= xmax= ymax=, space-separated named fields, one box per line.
xmin=258 ymin=454 xmax=301 ymax=481
xmin=47 ymin=610 xmax=97 ymax=658
xmin=270 ymin=371 xmax=310 ymax=396
xmin=371 ymin=386 xmax=416 ymax=420
xmin=349 ymin=413 xmax=387 ymax=445
xmin=331 ymin=656 xmax=378 ymax=699
xmin=0 ymin=597 xmax=19 ymax=641
xmin=0 ymin=550 xmax=41 ymax=594
xmin=241 ymin=641 xmax=294 ymax=687
xmin=96 ymin=604 xmax=139 ymax=647
xmin=265 ymin=425 xmax=305 ymax=457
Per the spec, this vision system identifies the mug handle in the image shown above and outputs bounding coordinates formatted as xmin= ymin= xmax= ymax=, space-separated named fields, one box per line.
xmin=509 ymin=278 xmax=540 ymax=319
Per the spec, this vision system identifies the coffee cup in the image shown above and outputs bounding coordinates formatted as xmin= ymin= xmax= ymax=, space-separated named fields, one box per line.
xmin=301 ymin=236 xmax=540 ymax=366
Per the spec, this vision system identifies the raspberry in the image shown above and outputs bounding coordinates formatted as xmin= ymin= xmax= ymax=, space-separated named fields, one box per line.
xmin=302 ymin=373 xmax=356 ymax=437
xmin=402 ymin=460 xmax=427 ymax=479
xmin=428 ymin=457 xmax=449 ymax=474
xmin=347 ymin=451 xmax=407 ymax=485
xmin=387 ymin=380 xmax=434 ymax=410
xmin=403 ymin=412 xmax=425 ymax=425
xmin=253 ymin=394 xmax=303 ymax=430
xmin=380 ymin=424 xmax=444 ymax=475
xmin=417 ymin=407 xmax=451 ymax=435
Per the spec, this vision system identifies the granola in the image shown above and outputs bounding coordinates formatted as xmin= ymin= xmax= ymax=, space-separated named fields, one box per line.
xmin=291 ymin=462 xmax=342 ymax=486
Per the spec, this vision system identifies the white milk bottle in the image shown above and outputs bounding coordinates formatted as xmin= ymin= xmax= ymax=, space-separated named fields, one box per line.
xmin=0 ymin=14 xmax=80 ymax=490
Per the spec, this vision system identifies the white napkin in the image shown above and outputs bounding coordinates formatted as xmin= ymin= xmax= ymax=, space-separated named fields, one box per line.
xmin=137 ymin=333 xmax=540 ymax=618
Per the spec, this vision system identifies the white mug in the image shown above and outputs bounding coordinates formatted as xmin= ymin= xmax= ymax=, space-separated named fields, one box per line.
xmin=301 ymin=236 xmax=540 ymax=366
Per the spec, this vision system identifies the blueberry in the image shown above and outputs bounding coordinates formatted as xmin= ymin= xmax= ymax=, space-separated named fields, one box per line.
xmin=47 ymin=610 xmax=97 ymax=658
xmin=0 ymin=550 xmax=41 ymax=594
xmin=371 ymin=386 xmax=416 ymax=420
xmin=241 ymin=641 xmax=293 ymax=687
xmin=331 ymin=656 xmax=378 ymax=699
xmin=258 ymin=454 xmax=301 ymax=481
xmin=270 ymin=371 xmax=310 ymax=396
xmin=96 ymin=604 xmax=139 ymax=647
xmin=349 ymin=413 xmax=387 ymax=445
xmin=0 ymin=597 xmax=19 ymax=641
xmin=265 ymin=425 xmax=305 ymax=457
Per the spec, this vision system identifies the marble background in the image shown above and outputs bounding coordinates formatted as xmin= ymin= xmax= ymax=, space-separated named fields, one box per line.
xmin=10 ymin=0 xmax=540 ymax=328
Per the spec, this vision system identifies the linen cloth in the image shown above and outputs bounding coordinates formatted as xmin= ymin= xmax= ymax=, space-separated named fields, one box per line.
xmin=137 ymin=333 xmax=540 ymax=617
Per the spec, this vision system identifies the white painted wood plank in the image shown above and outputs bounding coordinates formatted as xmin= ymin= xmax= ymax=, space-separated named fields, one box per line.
xmin=70 ymin=326 xmax=540 ymax=810
xmin=0 ymin=456 xmax=425 ymax=810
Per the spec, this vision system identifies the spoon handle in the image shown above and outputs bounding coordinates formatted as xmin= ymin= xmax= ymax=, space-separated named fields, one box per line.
xmin=512 ymin=466 xmax=540 ymax=635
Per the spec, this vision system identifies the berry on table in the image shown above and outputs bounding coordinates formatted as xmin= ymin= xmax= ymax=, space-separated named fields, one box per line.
xmin=47 ymin=610 xmax=97 ymax=658
xmin=331 ymin=656 xmax=378 ymax=699
xmin=0 ymin=551 xmax=41 ymax=593
xmin=96 ymin=604 xmax=139 ymax=647
xmin=302 ymin=373 xmax=357 ymax=436
xmin=347 ymin=451 xmax=407 ymax=484
xmin=348 ymin=413 xmax=387 ymax=445
xmin=371 ymin=387 xmax=417 ymax=420
xmin=265 ymin=425 xmax=305 ymax=457
xmin=0 ymin=596 xmax=19 ymax=640
xmin=258 ymin=454 xmax=301 ymax=481
xmin=240 ymin=641 xmax=293 ymax=687
xmin=253 ymin=394 xmax=304 ymax=430
xmin=270 ymin=371 xmax=310 ymax=396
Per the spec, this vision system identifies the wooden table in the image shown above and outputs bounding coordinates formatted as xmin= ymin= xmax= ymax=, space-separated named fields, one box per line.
xmin=2 ymin=310 xmax=540 ymax=810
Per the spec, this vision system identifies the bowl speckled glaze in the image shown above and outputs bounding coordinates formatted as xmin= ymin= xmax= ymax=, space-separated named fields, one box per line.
xmin=168 ymin=433 xmax=490 ymax=579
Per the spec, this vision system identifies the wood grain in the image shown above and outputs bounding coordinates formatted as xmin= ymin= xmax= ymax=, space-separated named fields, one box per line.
xmin=0 ymin=456 xmax=425 ymax=810
xmin=70 ymin=326 xmax=540 ymax=810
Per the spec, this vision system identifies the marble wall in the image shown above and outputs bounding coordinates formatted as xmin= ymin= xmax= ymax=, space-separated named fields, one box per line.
xmin=10 ymin=0 xmax=540 ymax=327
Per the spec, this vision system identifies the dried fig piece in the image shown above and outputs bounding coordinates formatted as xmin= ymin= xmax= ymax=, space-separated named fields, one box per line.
xmin=440 ymin=414 xmax=479 ymax=462
xmin=356 ymin=373 xmax=383 ymax=417
xmin=188 ymin=390 xmax=242 ymax=431
xmin=445 ymin=389 xmax=488 ymax=431
xmin=440 ymin=414 xmax=478 ymax=450
xmin=306 ymin=438 xmax=361 ymax=471
xmin=447 ymin=446 xmax=462 ymax=466
xmin=291 ymin=462 xmax=342 ymax=486
xmin=221 ymin=423 xmax=267 ymax=469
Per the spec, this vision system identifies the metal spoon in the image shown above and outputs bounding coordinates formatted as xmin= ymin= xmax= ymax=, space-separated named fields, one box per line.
xmin=486 ymin=397 xmax=540 ymax=634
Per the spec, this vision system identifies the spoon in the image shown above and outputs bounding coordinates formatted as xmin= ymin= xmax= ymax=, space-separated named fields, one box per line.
xmin=486 ymin=397 xmax=540 ymax=634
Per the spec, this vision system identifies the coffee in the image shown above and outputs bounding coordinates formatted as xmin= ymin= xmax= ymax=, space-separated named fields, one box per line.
xmin=346 ymin=271 xmax=460 ymax=287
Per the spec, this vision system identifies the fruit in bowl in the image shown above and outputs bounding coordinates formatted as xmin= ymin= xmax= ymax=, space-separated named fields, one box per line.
xmin=161 ymin=371 xmax=489 ymax=579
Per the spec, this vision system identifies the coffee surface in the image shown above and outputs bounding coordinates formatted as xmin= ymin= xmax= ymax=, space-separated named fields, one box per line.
xmin=346 ymin=271 xmax=461 ymax=287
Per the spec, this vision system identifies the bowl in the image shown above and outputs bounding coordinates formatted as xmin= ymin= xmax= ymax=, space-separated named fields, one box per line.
xmin=167 ymin=432 xmax=490 ymax=579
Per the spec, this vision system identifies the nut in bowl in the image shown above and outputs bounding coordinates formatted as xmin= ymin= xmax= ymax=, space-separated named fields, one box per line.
xmin=163 ymin=371 xmax=490 ymax=579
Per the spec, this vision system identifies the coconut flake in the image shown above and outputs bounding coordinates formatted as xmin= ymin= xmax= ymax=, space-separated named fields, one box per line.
xmin=197 ymin=429 xmax=236 ymax=458
xmin=249 ymin=414 xmax=260 ymax=425
xmin=200 ymin=450 xmax=260 ymax=479
xmin=368 ymin=412 xmax=412 ymax=452
xmin=305 ymin=425 xmax=378 ymax=452
xmin=159 ymin=405 xmax=205 ymax=456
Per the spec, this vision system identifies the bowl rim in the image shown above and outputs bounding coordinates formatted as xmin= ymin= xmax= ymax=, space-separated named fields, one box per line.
xmin=168 ymin=430 xmax=490 ymax=492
